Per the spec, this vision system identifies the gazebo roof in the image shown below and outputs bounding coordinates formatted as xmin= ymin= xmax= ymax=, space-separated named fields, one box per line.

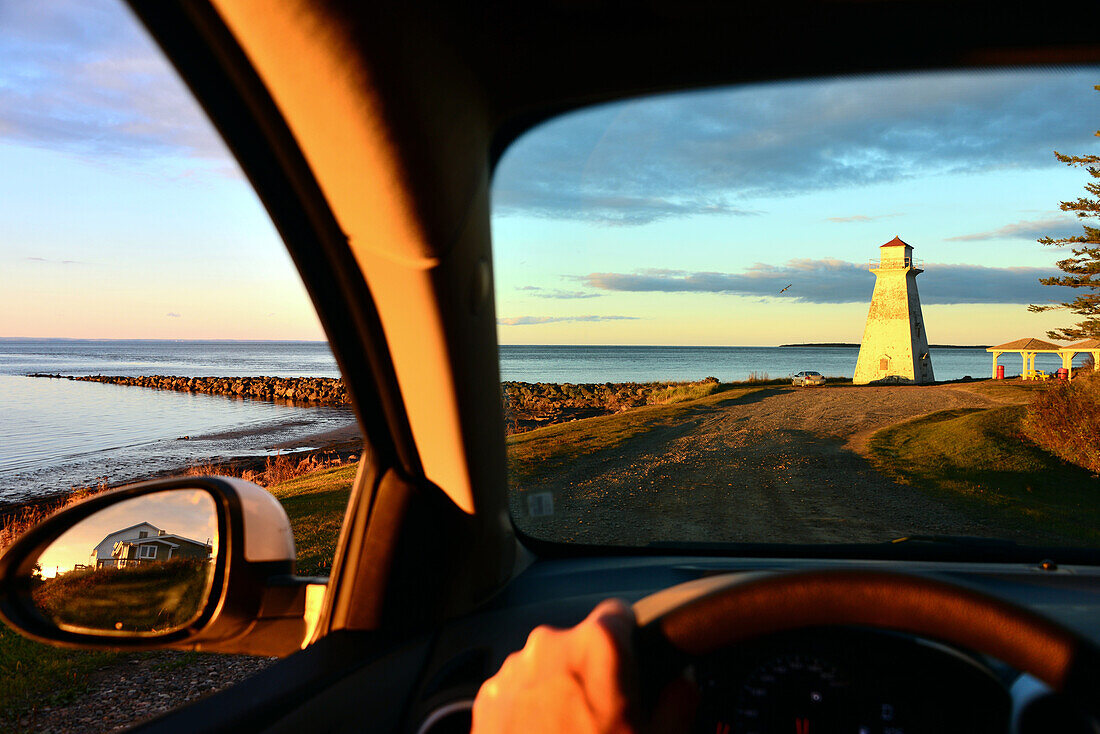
xmin=989 ymin=337 xmax=1063 ymax=351
xmin=1068 ymin=338 xmax=1100 ymax=350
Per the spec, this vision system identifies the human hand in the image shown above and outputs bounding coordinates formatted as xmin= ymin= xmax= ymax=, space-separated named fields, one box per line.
xmin=471 ymin=598 xmax=697 ymax=734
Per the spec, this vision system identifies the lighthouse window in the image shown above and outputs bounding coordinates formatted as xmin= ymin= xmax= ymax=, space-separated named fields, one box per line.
xmin=492 ymin=66 xmax=1100 ymax=550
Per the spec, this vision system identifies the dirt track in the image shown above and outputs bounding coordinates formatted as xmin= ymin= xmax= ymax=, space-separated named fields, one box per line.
xmin=513 ymin=383 xmax=1046 ymax=546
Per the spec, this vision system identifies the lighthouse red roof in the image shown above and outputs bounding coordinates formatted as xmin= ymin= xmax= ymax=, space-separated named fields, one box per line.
xmin=880 ymin=236 xmax=911 ymax=249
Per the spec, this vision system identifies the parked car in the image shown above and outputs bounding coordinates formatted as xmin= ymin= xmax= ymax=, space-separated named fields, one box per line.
xmin=792 ymin=371 xmax=826 ymax=387
xmin=1 ymin=2 xmax=1098 ymax=733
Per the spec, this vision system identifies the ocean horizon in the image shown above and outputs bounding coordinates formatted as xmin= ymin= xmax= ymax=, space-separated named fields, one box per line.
xmin=2 ymin=337 xmax=1085 ymax=383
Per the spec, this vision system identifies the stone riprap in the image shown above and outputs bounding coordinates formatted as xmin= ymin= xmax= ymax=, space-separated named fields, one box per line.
xmin=32 ymin=374 xmax=350 ymax=405
xmin=502 ymin=377 xmax=721 ymax=434
xmin=29 ymin=374 xmax=727 ymax=433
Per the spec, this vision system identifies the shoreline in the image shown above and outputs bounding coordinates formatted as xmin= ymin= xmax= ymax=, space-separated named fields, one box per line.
xmin=778 ymin=342 xmax=991 ymax=349
xmin=28 ymin=373 xmax=350 ymax=406
xmin=0 ymin=419 xmax=363 ymax=526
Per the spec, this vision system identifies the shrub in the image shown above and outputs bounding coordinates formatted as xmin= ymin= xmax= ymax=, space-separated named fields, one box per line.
xmin=1024 ymin=371 xmax=1100 ymax=473
xmin=32 ymin=557 xmax=212 ymax=633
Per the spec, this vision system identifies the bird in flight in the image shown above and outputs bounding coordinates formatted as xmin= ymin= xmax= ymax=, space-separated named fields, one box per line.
xmin=778 ymin=283 xmax=793 ymax=294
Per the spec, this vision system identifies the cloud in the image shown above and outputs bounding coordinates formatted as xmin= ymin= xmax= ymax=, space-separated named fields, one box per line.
xmin=25 ymin=256 xmax=80 ymax=264
xmin=945 ymin=216 xmax=1084 ymax=242
xmin=497 ymin=315 xmax=640 ymax=326
xmin=826 ymin=214 xmax=902 ymax=223
xmin=0 ymin=0 xmax=229 ymax=163
xmin=494 ymin=189 xmax=760 ymax=225
xmin=166 ymin=312 xmax=181 ymax=318
xmin=494 ymin=69 xmax=1100 ymax=224
xmin=517 ymin=286 xmax=602 ymax=299
xmin=582 ymin=259 xmax=1058 ymax=304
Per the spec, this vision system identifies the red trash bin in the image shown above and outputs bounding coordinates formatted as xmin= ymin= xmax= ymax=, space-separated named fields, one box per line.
xmin=996 ymin=365 xmax=1005 ymax=380
xmin=1057 ymin=368 xmax=1069 ymax=380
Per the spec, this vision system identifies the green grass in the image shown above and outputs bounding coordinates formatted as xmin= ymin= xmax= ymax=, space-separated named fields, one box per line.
xmin=0 ymin=462 xmax=359 ymax=722
xmin=268 ymin=463 xmax=357 ymax=576
xmin=869 ymin=405 xmax=1100 ymax=544
xmin=507 ymin=384 xmax=768 ymax=486
xmin=33 ymin=559 xmax=212 ymax=633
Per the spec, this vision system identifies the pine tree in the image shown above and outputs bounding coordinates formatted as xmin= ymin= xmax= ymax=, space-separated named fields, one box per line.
xmin=1027 ymin=85 xmax=1100 ymax=341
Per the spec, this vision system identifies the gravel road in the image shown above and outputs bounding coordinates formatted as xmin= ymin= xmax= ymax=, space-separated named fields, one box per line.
xmin=513 ymin=383 xmax=1047 ymax=546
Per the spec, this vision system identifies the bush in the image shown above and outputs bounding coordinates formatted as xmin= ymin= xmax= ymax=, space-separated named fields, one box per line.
xmin=1024 ymin=371 xmax=1100 ymax=473
xmin=32 ymin=557 xmax=212 ymax=633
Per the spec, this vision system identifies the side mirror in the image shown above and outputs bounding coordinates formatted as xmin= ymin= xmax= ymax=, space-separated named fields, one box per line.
xmin=0 ymin=477 xmax=325 ymax=657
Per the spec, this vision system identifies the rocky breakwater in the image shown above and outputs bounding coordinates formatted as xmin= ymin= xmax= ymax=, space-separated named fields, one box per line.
xmin=503 ymin=377 xmax=722 ymax=434
xmin=33 ymin=374 xmax=350 ymax=406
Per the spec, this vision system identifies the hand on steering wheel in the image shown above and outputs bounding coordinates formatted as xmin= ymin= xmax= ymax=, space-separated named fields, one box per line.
xmin=472 ymin=599 xmax=698 ymax=734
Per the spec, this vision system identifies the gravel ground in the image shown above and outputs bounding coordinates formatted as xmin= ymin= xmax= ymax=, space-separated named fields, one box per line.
xmin=13 ymin=652 xmax=276 ymax=733
xmin=513 ymin=383 xmax=1056 ymax=546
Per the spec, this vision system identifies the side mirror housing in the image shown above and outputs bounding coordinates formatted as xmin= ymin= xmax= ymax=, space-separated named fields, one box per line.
xmin=0 ymin=476 xmax=324 ymax=657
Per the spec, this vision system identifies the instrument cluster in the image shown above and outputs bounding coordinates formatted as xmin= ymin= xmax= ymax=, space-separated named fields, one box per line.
xmin=690 ymin=628 xmax=1011 ymax=734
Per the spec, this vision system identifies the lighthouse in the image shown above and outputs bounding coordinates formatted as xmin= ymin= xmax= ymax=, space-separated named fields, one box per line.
xmin=854 ymin=237 xmax=934 ymax=384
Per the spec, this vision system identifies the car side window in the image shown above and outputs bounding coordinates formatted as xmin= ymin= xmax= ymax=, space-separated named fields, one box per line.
xmin=0 ymin=1 xmax=360 ymax=726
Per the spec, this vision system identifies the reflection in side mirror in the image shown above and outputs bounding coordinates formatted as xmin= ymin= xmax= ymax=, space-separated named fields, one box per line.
xmin=29 ymin=489 xmax=218 ymax=636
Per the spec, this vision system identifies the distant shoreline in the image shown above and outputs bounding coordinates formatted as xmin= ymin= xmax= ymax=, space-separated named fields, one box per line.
xmin=779 ymin=342 xmax=990 ymax=349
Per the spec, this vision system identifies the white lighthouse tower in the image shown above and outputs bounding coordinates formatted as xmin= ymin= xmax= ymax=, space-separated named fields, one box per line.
xmin=854 ymin=237 xmax=934 ymax=385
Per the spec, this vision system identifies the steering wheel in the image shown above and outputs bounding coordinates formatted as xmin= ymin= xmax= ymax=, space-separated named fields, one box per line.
xmin=632 ymin=570 xmax=1100 ymax=726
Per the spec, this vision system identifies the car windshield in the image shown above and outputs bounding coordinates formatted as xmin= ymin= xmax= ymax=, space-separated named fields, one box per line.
xmin=491 ymin=68 xmax=1100 ymax=552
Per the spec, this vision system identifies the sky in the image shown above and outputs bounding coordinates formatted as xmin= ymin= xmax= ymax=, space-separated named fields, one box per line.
xmin=0 ymin=2 xmax=1097 ymax=345
xmin=0 ymin=0 xmax=322 ymax=340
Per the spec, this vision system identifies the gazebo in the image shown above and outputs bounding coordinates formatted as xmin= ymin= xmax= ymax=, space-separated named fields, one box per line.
xmin=988 ymin=337 xmax=1100 ymax=380
xmin=1067 ymin=338 xmax=1100 ymax=376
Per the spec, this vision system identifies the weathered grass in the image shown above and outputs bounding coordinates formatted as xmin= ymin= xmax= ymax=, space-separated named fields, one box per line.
xmin=507 ymin=385 xmax=766 ymax=487
xmin=646 ymin=381 xmax=725 ymax=404
xmin=1023 ymin=371 xmax=1100 ymax=473
xmin=869 ymin=405 xmax=1099 ymax=545
xmin=33 ymin=559 xmax=212 ymax=633
xmin=183 ymin=451 xmax=351 ymax=488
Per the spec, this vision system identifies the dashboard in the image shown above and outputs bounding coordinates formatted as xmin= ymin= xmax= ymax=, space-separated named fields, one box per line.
xmin=408 ymin=555 xmax=1100 ymax=734
xmin=692 ymin=628 xmax=1007 ymax=734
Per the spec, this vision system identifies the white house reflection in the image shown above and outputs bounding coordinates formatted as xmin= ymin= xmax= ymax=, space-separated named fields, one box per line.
xmin=93 ymin=521 xmax=212 ymax=570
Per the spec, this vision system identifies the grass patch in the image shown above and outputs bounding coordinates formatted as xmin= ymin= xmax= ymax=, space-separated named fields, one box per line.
xmin=647 ymin=381 xmax=726 ymax=404
xmin=0 ymin=626 xmax=118 ymax=727
xmin=267 ymin=463 xmax=358 ymax=576
xmin=33 ymin=559 xmax=212 ymax=633
xmin=507 ymin=385 xmax=767 ymax=486
xmin=869 ymin=405 xmax=1099 ymax=544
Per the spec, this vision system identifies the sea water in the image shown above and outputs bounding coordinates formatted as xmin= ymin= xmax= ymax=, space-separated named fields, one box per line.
xmin=496 ymin=344 xmax=1042 ymax=383
xmin=0 ymin=340 xmax=349 ymax=501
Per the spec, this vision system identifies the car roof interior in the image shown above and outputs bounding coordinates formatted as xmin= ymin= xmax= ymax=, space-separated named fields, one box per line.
xmin=117 ymin=1 xmax=1100 ymax=731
